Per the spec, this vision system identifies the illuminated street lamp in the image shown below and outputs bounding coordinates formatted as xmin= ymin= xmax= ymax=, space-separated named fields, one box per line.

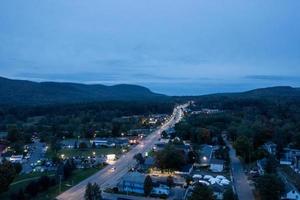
xmin=93 ymin=151 xmax=96 ymax=156
xmin=61 ymin=154 xmax=65 ymax=159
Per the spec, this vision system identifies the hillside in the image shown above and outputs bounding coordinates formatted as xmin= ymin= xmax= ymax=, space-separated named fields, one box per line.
xmin=0 ymin=77 xmax=167 ymax=105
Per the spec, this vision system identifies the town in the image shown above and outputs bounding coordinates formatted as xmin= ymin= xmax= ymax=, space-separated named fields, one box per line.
xmin=0 ymin=1 xmax=299 ymax=200
xmin=1 ymin=97 xmax=300 ymax=200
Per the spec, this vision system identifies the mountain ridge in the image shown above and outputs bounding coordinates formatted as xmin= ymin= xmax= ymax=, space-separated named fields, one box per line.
xmin=0 ymin=76 xmax=166 ymax=105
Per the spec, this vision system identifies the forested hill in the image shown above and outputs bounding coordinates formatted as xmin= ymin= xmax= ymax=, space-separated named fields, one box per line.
xmin=0 ymin=76 xmax=167 ymax=106
xmin=176 ymin=86 xmax=300 ymax=102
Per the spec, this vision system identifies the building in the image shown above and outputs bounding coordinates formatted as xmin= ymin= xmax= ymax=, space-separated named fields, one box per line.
xmin=282 ymin=182 xmax=300 ymax=200
xmin=151 ymin=184 xmax=170 ymax=197
xmin=199 ymin=145 xmax=213 ymax=167
xmin=210 ymin=159 xmax=225 ymax=173
xmin=263 ymin=142 xmax=277 ymax=156
xmin=9 ymin=155 xmax=23 ymax=163
xmin=175 ymin=164 xmax=193 ymax=175
xmin=118 ymin=172 xmax=146 ymax=194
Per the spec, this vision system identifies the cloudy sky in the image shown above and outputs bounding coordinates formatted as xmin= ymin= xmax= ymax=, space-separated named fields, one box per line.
xmin=0 ymin=0 xmax=300 ymax=95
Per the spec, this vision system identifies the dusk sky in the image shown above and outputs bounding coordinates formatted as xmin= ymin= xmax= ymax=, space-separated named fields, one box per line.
xmin=1 ymin=0 xmax=300 ymax=95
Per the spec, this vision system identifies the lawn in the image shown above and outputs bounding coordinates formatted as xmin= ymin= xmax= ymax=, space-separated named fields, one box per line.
xmin=0 ymin=167 xmax=102 ymax=200
xmin=0 ymin=172 xmax=55 ymax=200
xmin=35 ymin=167 xmax=101 ymax=200
xmin=47 ymin=147 xmax=122 ymax=159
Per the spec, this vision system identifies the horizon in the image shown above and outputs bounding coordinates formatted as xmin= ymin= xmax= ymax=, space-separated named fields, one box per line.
xmin=0 ymin=75 xmax=298 ymax=97
xmin=1 ymin=0 xmax=300 ymax=95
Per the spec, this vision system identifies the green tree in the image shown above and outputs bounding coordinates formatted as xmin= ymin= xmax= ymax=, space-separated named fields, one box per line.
xmin=188 ymin=183 xmax=214 ymax=200
xmin=155 ymin=145 xmax=186 ymax=171
xmin=7 ymin=125 xmax=22 ymax=143
xmin=0 ymin=161 xmax=16 ymax=193
xmin=256 ymin=174 xmax=284 ymax=200
xmin=144 ymin=175 xmax=153 ymax=196
xmin=84 ymin=182 xmax=102 ymax=200
xmin=134 ymin=153 xmax=145 ymax=165
xmin=233 ymin=135 xmax=252 ymax=163
xmin=161 ymin=131 xmax=168 ymax=139
xmin=13 ymin=163 xmax=23 ymax=174
xmin=223 ymin=188 xmax=235 ymax=200
xmin=264 ymin=155 xmax=278 ymax=174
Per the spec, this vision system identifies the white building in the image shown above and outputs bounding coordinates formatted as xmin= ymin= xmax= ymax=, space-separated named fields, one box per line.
xmin=282 ymin=189 xmax=300 ymax=200
xmin=210 ymin=159 xmax=224 ymax=172
xmin=9 ymin=155 xmax=23 ymax=163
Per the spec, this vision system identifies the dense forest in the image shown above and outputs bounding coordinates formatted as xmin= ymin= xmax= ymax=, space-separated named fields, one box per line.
xmin=175 ymin=87 xmax=300 ymax=162
xmin=0 ymin=101 xmax=174 ymax=152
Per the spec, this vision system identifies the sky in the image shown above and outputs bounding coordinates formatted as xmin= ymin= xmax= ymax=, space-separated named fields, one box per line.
xmin=0 ymin=0 xmax=300 ymax=95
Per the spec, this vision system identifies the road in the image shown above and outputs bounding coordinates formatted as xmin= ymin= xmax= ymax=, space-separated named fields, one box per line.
xmin=223 ymin=136 xmax=254 ymax=200
xmin=22 ymin=139 xmax=45 ymax=173
xmin=57 ymin=103 xmax=188 ymax=200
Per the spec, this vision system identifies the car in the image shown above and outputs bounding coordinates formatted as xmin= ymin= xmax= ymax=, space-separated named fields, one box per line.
xmin=203 ymin=175 xmax=213 ymax=180
xmin=192 ymin=174 xmax=202 ymax=179
xmin=110 ymin=166 xmax=116 ymax=172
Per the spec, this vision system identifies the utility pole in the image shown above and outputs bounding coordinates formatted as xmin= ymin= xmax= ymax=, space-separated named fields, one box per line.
xmin=59 ymin=175 xmax=62 ymax=194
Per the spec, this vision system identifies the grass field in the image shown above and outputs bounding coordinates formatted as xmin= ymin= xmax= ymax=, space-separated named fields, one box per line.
xmin=35 ymin=168 xmax=100 ymax=200
xmin=0 ymin=167 xmax=101 ymax=200
xmin=0 ymin=172 xmax=55 ymax=200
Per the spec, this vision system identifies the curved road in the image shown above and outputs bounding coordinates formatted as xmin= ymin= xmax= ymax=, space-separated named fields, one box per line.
xmin=57 ymin=104 xmax=188 ymax=200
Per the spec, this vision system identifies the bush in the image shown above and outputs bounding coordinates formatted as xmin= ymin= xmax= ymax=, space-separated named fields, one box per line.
xmin=79 ymin=142 xmax=88 ymax=149
xmin=13 ymin=163 xmax=23 ymax=174
xmin=25 ymin=181 xmax=39 ymax=197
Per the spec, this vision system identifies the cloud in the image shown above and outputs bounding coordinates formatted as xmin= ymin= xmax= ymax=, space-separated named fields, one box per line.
xmin=245 ymin=75 xmax=300 ymax=81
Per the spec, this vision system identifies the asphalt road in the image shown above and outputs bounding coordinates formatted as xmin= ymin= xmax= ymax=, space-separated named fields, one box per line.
xmin=224 ymin=136 xmax=255 ymax=200
xmin=57 ymin=104 xmax=188 ymax=200
xmin=22 ymin=140 xmax=45 ymax=173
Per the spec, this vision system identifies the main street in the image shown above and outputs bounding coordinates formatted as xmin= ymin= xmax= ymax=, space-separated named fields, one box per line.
xmin=57 ymin=103 xmax=188 ymax=200
xmin=223 ymin=136 xmax=254 ymax=200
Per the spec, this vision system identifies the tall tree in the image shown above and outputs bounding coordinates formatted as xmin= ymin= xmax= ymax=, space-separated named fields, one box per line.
xmin=223 ymin=188 xmax=235 ymax=200
xmin=0 ymin=161 xmax=16 ymax=193
xmin=134 ymin=153 xmax=145 ymax=165
xmin=256 ymin=174 xmax=284 ymax=200
xmin=188 ymin=183 xmax=214 ymax=200
xmin=84 ymin=182 xmax=102 ymax=200
xmin=144 ymin=175 xmax=153 ymax=196
xmin=155 ymin=145 xmax=186 ymax=171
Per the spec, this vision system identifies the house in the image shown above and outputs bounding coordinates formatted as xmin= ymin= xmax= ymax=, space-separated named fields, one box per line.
xmin=151 ymin=184 xmax=170 ymax=197
xmin=199 ymin=145 xmax=213 ymax=167
xmin=210 ymin=159 xmax=225 ymax=173
xmin=257 ymin=158 xmax=267 ymax=175
xmin=263 ymin=142 xmax=277 ymax=156
xmin=175 ymin=164 xmax=193 ymax=175
xmin=282 ymin=182 xmax=300 ymax=200
xmin=118 ymin=172 xmax=146 ymax=194
xmin=280 ymin=148 xmax=300 ymax=166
